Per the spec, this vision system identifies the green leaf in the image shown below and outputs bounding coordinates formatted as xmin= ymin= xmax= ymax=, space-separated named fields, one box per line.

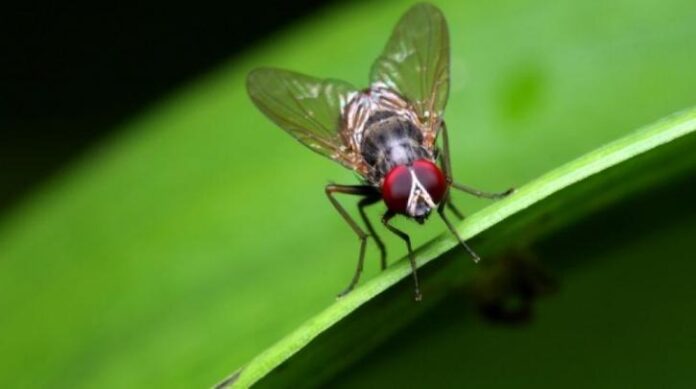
xmin=1 ymin=0 xmax=696 ymax=387
xmin=224 ymin=108 xmax=696 ymax=388
xmin=327 ymin=150 xmax=696 ymax=388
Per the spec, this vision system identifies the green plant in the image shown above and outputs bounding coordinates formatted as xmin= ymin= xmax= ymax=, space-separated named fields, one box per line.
xmin=1 ymin=0 xmax=695 ymax=387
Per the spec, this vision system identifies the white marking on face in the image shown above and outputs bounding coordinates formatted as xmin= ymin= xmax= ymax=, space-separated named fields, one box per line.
xmin=406 ymin=167 xmax=436 ymax=217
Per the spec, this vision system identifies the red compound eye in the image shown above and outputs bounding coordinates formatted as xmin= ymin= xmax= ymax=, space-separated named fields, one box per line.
xmin=412 ymin=159 xmax=447 ymax=204
xmin=382 ymin=160 xmax=447 ymax=215
xmin=382 ymin=165 xmax=412 ymax=214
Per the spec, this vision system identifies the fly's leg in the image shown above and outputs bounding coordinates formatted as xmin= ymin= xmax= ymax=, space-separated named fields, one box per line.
xmin=436 ymin=120 xmax=501 ymax=263
xmin=325 ymin=184 xmax=380 ymax=297
xmin=382 ymin=211 xmax=422 ymax=301
xmin=437 ymin=144 xmax=464 ymax=220
xmin=437 ymin=199 xmax=481 ymax=263
xmin=439 ymin=121 xmax=514 ymax=199
xmin=358 ymin=196 xmax=388 ymax=270
xmin=445 ymin=194 xmax=464 ymax=220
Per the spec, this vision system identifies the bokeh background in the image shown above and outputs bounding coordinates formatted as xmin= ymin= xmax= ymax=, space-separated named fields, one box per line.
xmin=2 ymin=0 xmax=695 ymax=387
xmin=1 ymin=1 xmax=341 ymax=213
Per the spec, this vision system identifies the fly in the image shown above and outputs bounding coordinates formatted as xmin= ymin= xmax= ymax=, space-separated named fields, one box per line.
xmin=246 ymin=3 xmax=513 ymax=300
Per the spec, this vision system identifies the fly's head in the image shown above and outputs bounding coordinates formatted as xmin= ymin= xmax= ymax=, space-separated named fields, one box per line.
xmin=381 ymin=159 xmax=447 ymax=223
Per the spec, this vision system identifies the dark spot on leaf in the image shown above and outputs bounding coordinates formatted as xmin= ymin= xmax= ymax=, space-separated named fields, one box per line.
xmin=470 ymin=249 xmax=558 ymax=325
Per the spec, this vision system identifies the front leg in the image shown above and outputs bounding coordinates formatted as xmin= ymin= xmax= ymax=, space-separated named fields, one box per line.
xmin=325 ymin=184 xmax=381 ymax=297
xmin=437 ymin=197 xmax=481 ymax=263
xmin=357 ymin=196 xmax=388 ymax=270
xmin=435 ymin=121 xmax=512 ymax=263
xmin=382 ymin=210 xmax=422 ymax=301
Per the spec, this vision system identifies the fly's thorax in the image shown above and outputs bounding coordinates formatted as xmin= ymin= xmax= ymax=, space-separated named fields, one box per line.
xmin=360 ymin=111 xmax=431 ymax=183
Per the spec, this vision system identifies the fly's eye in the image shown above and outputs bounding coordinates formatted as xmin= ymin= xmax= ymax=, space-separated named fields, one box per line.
xmin=382 ymin=165 xmax=412 ymax=214
xmin=412 ymin=159 xmax=447 ymax=204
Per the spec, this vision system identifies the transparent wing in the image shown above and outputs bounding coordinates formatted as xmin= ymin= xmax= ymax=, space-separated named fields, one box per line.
xmin=246 ymin=67 xmax=359 ymax=167
xmin=370 ymin=3 xmax=450 ymax=122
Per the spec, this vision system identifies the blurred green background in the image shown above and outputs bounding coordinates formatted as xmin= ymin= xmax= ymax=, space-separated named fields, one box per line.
xmin=2 ymin=0 xmax=695 ymax=387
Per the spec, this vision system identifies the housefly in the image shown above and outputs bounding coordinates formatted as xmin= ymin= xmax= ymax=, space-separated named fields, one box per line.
xmin=246 ymin=3 xmax=513 ymax=300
